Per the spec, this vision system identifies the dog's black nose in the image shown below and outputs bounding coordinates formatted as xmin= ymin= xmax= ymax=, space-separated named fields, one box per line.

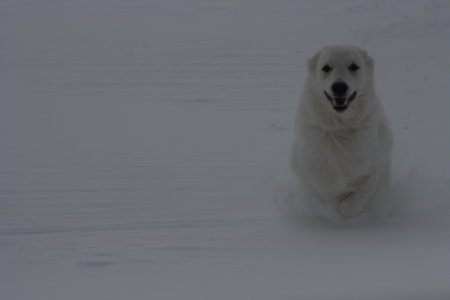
xmin=331 ymin=82 xmax=348 ymax=97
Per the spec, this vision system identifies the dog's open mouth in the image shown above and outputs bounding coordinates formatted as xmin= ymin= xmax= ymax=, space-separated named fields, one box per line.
xmin=324 ymin=91 xmax=357 ymax=112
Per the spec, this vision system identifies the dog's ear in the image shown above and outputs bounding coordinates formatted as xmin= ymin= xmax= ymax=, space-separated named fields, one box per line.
xmin=307 ymin=49 xmax=323 ymax=74
xmin=360 ymin=49 xmax=374 ymax=71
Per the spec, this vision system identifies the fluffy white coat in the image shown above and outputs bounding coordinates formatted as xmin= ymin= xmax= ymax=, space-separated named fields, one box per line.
xmin=291 ymin=45 xmax=393 ymax=218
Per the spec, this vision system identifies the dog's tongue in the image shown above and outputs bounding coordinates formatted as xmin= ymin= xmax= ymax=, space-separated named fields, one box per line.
xmin=335 ymin=98 xmax=347 ymax=106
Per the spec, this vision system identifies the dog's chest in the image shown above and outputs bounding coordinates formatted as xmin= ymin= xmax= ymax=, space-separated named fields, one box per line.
xmin=301 ymin=126 xmax=373 ymax=185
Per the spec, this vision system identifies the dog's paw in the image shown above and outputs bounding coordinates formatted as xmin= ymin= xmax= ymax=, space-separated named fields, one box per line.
xmin=338 ymin=193 xmax=368 ymax=217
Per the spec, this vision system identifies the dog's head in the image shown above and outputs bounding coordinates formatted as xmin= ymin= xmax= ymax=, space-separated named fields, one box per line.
xmin=307 ymin=45 xmax=374 ymax=113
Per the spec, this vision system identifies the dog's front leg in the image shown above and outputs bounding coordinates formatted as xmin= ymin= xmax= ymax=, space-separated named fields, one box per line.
xmin=338 ymin=165 xmax=386 ymax=217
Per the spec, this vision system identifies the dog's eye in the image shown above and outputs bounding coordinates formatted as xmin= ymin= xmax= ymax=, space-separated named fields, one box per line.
xmin=322 ymin=64 xmax=332 ymax=73
xmin=348 ymin=63 xmax=359 ymax=72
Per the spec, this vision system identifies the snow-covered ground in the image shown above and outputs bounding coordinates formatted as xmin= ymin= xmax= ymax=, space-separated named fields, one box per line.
xmin=2 ymin=0 xmax=450 ymax=299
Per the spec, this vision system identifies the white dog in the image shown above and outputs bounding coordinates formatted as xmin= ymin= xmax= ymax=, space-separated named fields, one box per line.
xmin=291 ymin=45 xmax=393 ymax=218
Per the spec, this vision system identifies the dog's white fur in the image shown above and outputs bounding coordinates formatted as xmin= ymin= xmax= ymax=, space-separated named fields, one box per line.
xmin=291 ymin=45 xmax=393 ymax=218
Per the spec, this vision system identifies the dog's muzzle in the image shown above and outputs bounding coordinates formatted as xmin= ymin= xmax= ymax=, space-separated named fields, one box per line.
xmin=324 ymin=91 xmax=357 ymax=112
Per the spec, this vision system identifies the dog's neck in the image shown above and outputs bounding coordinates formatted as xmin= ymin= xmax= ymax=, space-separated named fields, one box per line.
xmin=303 ymin=118 xmax=361 ymax=135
